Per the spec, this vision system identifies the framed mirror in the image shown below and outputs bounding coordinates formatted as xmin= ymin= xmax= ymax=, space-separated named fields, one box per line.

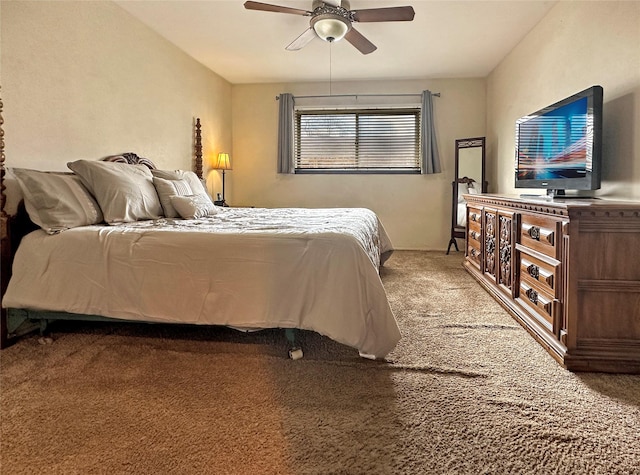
xmin=447 ymin=137 xmax=486 ymax=254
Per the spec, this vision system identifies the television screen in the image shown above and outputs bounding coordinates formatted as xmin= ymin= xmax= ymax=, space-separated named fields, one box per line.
xmin=515 ymin=85 xmax=602 ymax=194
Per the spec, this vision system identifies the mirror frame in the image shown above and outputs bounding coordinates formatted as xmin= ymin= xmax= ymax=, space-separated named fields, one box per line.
xmin=447 ymin=137 xmax=486 ymax=254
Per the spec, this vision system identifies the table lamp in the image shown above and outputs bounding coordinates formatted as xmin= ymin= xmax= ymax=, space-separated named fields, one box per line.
xmin=212 ymin=152 xmax=231 ymax=205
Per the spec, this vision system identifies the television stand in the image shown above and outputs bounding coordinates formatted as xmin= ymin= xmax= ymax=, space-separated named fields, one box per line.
xmin=463 ymin=193 xmax=640 ymax=373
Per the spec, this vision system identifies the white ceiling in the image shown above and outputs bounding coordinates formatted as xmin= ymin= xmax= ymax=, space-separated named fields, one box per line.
xmin=115 ymin=0 xmax=556 ymax=84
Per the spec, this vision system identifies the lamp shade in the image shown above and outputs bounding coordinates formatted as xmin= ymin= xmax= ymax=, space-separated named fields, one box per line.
xmin=311 ymin=15 xmax=350 ymax=42
xmin=213 ymin=152 xmax=232 ymax=170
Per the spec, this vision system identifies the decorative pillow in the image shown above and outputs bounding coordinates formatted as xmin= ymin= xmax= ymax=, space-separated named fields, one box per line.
xmin=68 ymin=160 xmax=163 ymax=223
xmin=171 ymin=194 xmax=218 ymax=219
xmin=153 ymin=177 xmax=193 ymax=218
xmin=151 ymin=169 xmax=209 ymax=197
xmin=468 ymin=181 xmax=481 ymax=194
xmin=12 ymin=168 xmax=104 ymax=234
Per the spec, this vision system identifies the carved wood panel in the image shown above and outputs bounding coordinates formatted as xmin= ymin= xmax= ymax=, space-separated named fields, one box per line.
xmin=484 ymin=210 xmax=496 ymax=279
xmin=498 ymin=214 xmax=513 ymax=291
xmin=102 ymin=152 xmax=156 ymax=169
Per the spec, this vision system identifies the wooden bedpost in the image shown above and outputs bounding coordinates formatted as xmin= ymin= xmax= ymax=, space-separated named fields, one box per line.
xmin=0 ymin=87 xmax=6 ymax=218
xmin=1 ymin=86 xmax=9 ymax=348
xmin=195 ymin=117 xmax=203 ymax=179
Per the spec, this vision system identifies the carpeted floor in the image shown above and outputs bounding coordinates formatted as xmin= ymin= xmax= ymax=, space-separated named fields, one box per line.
xmin=1 ymin=251 xmax=639 ymax=474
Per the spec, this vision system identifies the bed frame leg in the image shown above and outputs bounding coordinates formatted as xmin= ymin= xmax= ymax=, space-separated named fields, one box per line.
xmin=285 ymin=328 xmax=303 ymax=360
xmin=38 ymin=319 xmax=49 ymax=335
xmin=36 ymin=319 xmax=54 ymax=345
xmin=5 ymin=308 xmax=41 ymax=345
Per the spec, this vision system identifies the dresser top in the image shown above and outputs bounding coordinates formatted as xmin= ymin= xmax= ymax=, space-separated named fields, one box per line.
xmin=463 ymin=193 xmax=640 ymax=217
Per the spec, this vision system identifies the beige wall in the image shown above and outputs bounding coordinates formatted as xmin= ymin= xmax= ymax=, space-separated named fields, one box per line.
xmin=487 ymin=1 xmax=640 ymax=200
xmin=231 ymin=79 xmax=486 ymax=250
xmin=1 ymin=0 xmax=232 ymax=209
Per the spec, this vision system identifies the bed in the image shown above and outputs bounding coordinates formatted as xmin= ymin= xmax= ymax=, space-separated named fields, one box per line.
xmin=0 ymin=120 xmax=400 ymax=359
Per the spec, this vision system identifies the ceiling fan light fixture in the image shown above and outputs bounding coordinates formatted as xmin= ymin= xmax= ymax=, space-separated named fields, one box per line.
xmin=311 ymin=14 xmax=351 ymax=42
xmin=245 ymin=0 xmax=414 ymax=54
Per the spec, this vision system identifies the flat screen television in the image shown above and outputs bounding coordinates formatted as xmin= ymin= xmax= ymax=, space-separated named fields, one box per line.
xmin=515 ymin=85 xmax=603 ymax=197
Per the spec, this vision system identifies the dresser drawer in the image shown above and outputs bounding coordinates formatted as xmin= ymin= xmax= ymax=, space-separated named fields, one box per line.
xmin=468 ymin=226 xmax=481 ymax=245
xmin=468 ymin=207 xmax=482 ymax=227
xmin=467 ymin=240 xmax=481 ymax=266
xmin=520 ymin=214 xmax=563 ymax=259
xmin=466 ymin=206 xmax=482 ymax=267
xmin=518 ymin=280 xmax=555 ymax=330
xmin=519 ymin=250 xmax=559 ymax=297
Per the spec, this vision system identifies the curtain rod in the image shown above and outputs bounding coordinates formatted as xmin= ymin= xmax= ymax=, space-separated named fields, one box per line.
xmin=276 ymin=92 xmax=440 ymax=100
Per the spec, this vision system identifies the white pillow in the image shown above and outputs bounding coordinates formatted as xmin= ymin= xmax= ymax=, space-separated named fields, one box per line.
xmin=153 ymin=177 xmax=193 ymax=218
xmin=151 ymin=169 xmax=209 ymax=197
xmin=68 ymin=160 xmax=163 ymax=224
xmin=12 ymin=168 xmax=103 ymax=234
xmin=468 ymin=181 xmax=481 ymax=194
xmin=171 ymin=194 xmax=218 ymax=219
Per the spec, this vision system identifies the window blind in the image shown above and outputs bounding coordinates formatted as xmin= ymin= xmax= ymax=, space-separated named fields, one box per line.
xmin=294 ymin=108 xmax=421 ymax=173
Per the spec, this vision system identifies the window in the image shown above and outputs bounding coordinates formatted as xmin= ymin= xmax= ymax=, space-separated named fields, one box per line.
xmin=294 ymin=108 xmax=421 ymax=173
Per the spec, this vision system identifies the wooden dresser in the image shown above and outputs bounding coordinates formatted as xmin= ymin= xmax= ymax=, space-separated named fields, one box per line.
xmin=463 ymin=194 xmax=640 ymax=373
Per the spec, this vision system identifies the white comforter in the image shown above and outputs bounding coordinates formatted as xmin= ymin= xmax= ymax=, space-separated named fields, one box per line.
xmin=3 ymin=207 xmax=400 ymax=358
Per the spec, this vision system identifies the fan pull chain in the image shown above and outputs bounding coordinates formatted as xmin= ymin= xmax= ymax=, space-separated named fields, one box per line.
xmin=329 ymin=39 xmax=333 ymax=96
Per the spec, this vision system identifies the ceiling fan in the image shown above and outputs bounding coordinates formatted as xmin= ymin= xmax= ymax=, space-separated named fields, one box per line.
xmin=244 ymin=0 xmax=415 ymax=55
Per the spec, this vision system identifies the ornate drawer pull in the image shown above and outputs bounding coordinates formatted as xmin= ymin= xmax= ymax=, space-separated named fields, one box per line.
xmin=527 ymin=264 xmax=540 ymax=279
xmin=470 ymin=248 xmax=477 ymax=257
xmin=469 ymin=230 xmax=478 ymax=240
xmin=526 ymin=288 xmax=539 ymax=305
xmin=470 ymin=213 xmax=478 ymax=222
xmin=528 ymin=226 xmax=541 ymax=240
xmin=524 ymin=224 xmax=555 ymax=246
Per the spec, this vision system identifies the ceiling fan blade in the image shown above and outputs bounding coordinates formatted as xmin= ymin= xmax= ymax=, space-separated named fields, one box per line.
xmin=243 ymin=1 xmax=311 ymax=16
xmin=344 ymin=27 xmax=377 ymax=55
xmin=286 ymin=28 xmax=317 ymax=51
xmin=352 ymin=6 xmax=415 ymax=22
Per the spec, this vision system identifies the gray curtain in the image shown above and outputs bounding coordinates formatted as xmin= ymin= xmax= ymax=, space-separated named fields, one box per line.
xmin=420 ymin=90 xmax=442 ymax=174
xmin=277 ymin=93 xmax=295 ymax=174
